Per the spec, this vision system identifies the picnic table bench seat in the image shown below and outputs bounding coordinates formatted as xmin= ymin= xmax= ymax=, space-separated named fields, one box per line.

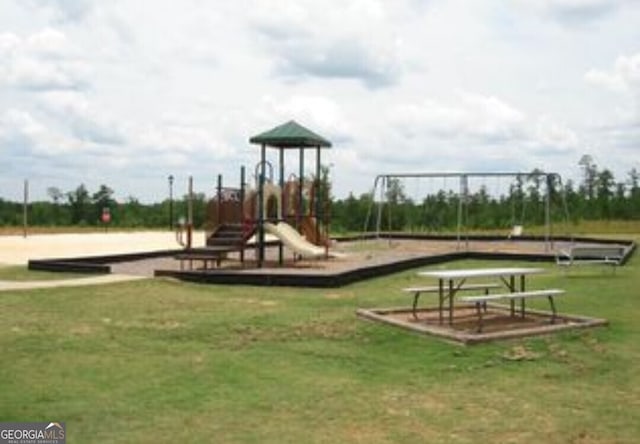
xmin=460 ymin=289 xmax=566 ymax=332
xmin=403 ymin=283 xmax=502 ymax=319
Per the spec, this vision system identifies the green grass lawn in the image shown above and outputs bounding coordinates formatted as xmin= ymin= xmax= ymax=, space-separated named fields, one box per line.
xmin=0 ymin=265 xmax=90 ymax=281
xmin=0 ymin=240 xmax=638 ymax=443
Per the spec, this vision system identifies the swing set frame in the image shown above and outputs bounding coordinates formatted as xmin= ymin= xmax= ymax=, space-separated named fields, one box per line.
xmin=363 ymin=171 xmax=570 ymax=251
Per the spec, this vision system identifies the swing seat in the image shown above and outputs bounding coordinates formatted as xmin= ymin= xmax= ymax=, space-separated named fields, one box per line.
xmin=508 ymin=225 xmax=523 ymax=239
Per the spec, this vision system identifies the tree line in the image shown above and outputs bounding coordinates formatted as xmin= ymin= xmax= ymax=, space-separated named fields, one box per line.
xmin=331 ymin=158 xmax=640 ymax=233
xmin=0 ymin=184 xmax=208 ymax=229
xmin=1 ymin=157 xmax=638 ymax=232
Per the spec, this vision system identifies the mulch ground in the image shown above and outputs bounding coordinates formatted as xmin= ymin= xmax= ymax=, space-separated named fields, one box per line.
xmin=110 ymin=238 xmax=577 ymax=277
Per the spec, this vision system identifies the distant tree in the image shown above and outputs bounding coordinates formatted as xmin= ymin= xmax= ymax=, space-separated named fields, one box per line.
xmin=333 ymin=192 xmax=369 ymax=233
xmin=426 ymin=190 xmax=456 ymax=231
xmin=316 ymin=165 xmax=333 ymax=202
xmin=332 ymin=192 xmax=353 ymax=232
xmin=595 ymin=169 xmax=615 ymax=218
xmin=385 ymin=178 xmax=406 ymax=205
xmin=629 ymin=168 xmax=640 ymax=219
xmin=613 ymin=182 xmax=628 ymax=218
xmin=578 ymin=155 xmax=598 ymax=201
xmin=628 ymin=168 xmax=639 ymax=194
xmin=92 ymin=185 xmax=116 ymax=223
xmin=47 ymin=187 xmax=63 ymax=204
xmin=67 ymin=184 xmax=91 ymax=224
xmin=467 ymin=185 xmax=491 ymax=229
xmin=384 ymin=179 xmax=408 ymax=230
xmin=119 ymin=196 xmax=143 ymax=227
xmin=43 ymin=186 xmax=66 ymax=225
xmin=314 ymin=165 xmax=333 ymax=230
xmin=525 ymin=169 xmax=546 ymax=225
xmin=191 ymin=192 xmax=207 ymax=228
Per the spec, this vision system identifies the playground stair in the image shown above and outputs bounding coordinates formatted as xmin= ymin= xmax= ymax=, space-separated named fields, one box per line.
xmin=207 ymin=223 xmax=254 ymax=248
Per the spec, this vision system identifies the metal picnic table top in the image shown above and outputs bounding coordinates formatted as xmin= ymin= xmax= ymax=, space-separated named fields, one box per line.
xmin=416 ymin=267 xmax=546 ymax=324
xmin=418 ymin=267 xmax=545 ymax=280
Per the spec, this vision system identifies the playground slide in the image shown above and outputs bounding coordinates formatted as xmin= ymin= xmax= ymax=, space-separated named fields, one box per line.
xmin=264 ymin=222 xmax=339 ymax=259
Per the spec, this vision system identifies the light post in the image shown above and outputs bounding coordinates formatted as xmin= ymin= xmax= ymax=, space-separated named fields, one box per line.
xmin=168 ymin=174 xmax=174 ymax=230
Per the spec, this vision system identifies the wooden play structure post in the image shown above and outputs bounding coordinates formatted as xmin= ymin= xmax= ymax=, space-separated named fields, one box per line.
xmin=298 ymin=147 xmax=304 ymax=232
xmin=279 ymin=148 xmax=285 ymax=265
xmin=315 ymin=146 xmax=321 ymax=247
xmin=240 ymin=166 xmax=246 ymax=263
xmin=258 ymin=144 xmax=266 ymax=266
xmin=216 ymin=174 xmax=222 ymax=228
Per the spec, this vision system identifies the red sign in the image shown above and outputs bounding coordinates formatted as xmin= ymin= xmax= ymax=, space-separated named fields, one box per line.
xmin=101 ymin=208 xmax=111 ymax=224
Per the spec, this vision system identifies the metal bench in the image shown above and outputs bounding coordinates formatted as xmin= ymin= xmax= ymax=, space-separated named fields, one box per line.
xmin=403 ymin=283 xmax=502 ymax=319
xmin=460 ymin=289 xmax=566 ymax=332
xmin=556 ymin=246 xmax=625 ymax=269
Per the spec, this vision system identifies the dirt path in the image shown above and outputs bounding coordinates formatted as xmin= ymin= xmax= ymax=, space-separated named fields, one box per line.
xmin=0 ymin=274 xmax=147 ymax=292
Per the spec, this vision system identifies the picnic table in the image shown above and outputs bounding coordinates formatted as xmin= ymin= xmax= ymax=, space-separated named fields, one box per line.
xmin=417 ymin=267 xmax=548 ymax=325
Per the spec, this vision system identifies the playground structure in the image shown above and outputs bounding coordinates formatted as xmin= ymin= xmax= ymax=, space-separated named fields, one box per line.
xmin=22 ymin=121 xmax=635 ymax=343
xmin=25 ymin=119 xmax=635 ymax=292
xmin=364 ymin=171 xmax=571 ymax=251
xmin=194 ymin=120 xmax=334 ymax=267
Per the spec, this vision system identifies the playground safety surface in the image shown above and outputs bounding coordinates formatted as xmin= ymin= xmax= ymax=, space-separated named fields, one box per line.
xmin=26 ymin=234 xmax=635 ymax=288
xmin=0 ymin=231 xmax=204 ymax=266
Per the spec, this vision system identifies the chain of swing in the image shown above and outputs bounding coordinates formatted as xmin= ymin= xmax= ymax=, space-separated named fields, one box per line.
xmin=397 ymin=175 xmax=528 ymax=233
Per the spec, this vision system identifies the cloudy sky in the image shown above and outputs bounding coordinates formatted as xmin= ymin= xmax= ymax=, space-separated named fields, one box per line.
xmin=1 ymin=0 xmax=639 ymax=202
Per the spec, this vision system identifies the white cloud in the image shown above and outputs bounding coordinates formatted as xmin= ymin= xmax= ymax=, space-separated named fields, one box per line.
xmin=24 ymin=27 xmax=68 ymax=55
xmin=0 ymin=0 xmax=638 ymax=201
xmin=0 ymin=28 xmax=88 ymax=90
xmin=38 ymin=91 xmax=125 ymax=145
xmin=585 ymin=69 xmax=628 ymax=92
xmin=7 ymin=57 xmax=85 ymax=91
xmin=389 ymin=92 xmax=527 ymax=142
xmin=585 ymin=52 xmax=640 ymax=93
xmin=0 ymin=108 xmax=81 ymax=156
xmin=24 ymin=0 xmax=94 ymax=23
xmin=262 ymin=95 xmax=353 ymax=144
xmin=0 ymin=32 xmax=20 ymax=53
xmin=251 ymin=0 xmax=403 ymax=88
xmin=533 ymin=116 xmax=580 ymax=151
xmin=583 ymin=51 xmax=640 ymax=166
xmin=36 ymin=90 xmax=235 ymax=163
xmin=380 ymin=92 xmax=581 ymax=175
xmin=134 ymin=123 xmax=233 ymax=159
xmin=517 ymin=0 xmax=626 ymax=24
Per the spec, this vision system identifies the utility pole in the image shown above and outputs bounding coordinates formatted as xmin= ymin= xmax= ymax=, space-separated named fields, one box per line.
xmin=168 ymin=175 xmax=174 ymax=230
xmin=186 ymin=176 xmax=193 ymax=249
xmin=23 ymin=179 xmax=29 ymax=238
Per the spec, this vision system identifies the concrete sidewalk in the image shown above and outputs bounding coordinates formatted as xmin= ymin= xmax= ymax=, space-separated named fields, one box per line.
xmin=0 ymin=274 xmax=147 ymax=291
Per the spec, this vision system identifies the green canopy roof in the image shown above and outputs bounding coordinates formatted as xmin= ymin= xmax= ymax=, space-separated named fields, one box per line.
xmin=249 ymin=120 xmax=332 ymax=148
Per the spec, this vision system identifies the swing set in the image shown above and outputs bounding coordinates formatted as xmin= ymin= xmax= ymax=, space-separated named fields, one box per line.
xmin=363 ymin=171 xmax=570 ymax=251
